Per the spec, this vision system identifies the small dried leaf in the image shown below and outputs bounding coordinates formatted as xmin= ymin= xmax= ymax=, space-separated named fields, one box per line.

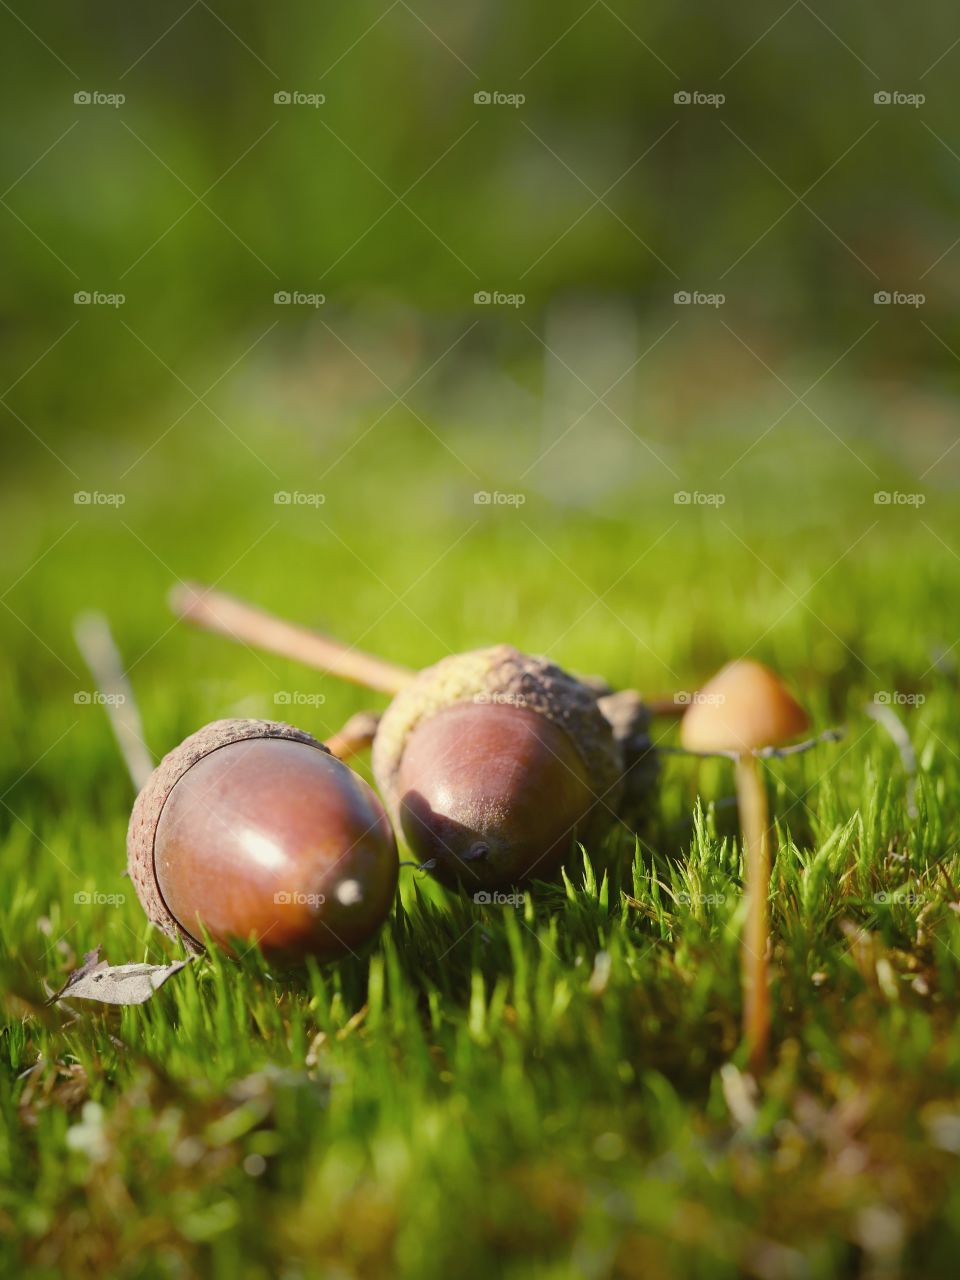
xmin=55 ymin=955 xmax=191 ymax=1006
xmin=46 ymin=947 xmax=103 ymax=1004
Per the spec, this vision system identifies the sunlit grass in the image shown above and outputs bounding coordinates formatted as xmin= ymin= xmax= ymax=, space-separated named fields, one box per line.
xmin=2 ymin=409 xmax=960 ymax=1278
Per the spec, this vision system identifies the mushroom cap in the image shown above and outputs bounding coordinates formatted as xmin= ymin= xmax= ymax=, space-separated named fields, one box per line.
xmin=679 ymin=660 xmax=810 ymax=753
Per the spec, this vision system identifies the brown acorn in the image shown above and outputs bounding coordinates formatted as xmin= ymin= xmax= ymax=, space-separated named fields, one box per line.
xmin=127 ymin=718 xmax=398 ymax=961
xmin=372 ymin=645 xmax=649 ymax=889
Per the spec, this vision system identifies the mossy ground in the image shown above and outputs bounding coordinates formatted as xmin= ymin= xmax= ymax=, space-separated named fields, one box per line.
xmin=2 ymin=385 xmax=958 ymax=1279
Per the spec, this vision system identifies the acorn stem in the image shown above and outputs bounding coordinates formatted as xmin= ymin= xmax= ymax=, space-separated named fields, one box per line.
xmin=170 ymin=583 xmax=415 ymax=696
xmin=644 ymin=695 xmax=688 ymax=718
xmin=172 ymin=584 xmax=689 ymax=714
xmin=324 ymin=711 xmax=381 ymax=761
xmin=73 ymin=611 xmax=155 ymax=791
xmin=734 ymin=751 xmax=771 ymax=1076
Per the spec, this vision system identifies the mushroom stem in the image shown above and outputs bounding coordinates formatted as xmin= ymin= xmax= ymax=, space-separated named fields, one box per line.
xmin=170 ymin=583 xmax=415 ymax=696
xmin=323 ymin=711 xmax=381 ymax=762
xmin=73 ymin=612 xmax=155 ymax=792
xmin=734 ymin=751 xmax=771 ymax=1076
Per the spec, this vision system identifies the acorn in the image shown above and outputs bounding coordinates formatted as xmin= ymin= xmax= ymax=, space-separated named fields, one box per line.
xmin=370 ymin=645 xmax=629 ymax=889
xmin=169 ymin=585 xmax=663 ymax=892
xmin=127 ymin=718 xmax=399 ymax=962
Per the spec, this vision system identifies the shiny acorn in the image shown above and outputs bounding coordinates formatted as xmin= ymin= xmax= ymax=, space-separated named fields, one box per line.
xmin=127 ymin=718 xmax=398 ymax=962
xmin=371 ymin=645 xmax=638 ymax=890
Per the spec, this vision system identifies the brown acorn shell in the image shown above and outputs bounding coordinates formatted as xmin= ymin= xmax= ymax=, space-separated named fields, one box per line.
xmin=126 ymin=718 xmax=329 ymax=949
xmin=371 ymin=645 xmax=624 ymax=847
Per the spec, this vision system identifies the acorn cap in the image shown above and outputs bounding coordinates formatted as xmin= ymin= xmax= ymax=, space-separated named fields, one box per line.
xmin=127 ymin=718 xmax=328 ymax=948
xmin=596 ymin=688 xmax=657 ymax=826
xmin=371 ymin=644 xmax=623 ymax=843
xmin=679 ymin=660 xmax=810 ymax=754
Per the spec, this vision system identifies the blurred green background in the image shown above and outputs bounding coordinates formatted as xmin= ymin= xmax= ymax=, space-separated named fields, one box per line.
xmin=3 ymin=0 xmax=960 ymax=457
xmin=3 ymin=0 xmax=959 ymax=778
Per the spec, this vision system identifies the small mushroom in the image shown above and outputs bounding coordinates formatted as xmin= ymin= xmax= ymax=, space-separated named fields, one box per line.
xmin=680 ymin=660 xmax=810 ymax=1074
